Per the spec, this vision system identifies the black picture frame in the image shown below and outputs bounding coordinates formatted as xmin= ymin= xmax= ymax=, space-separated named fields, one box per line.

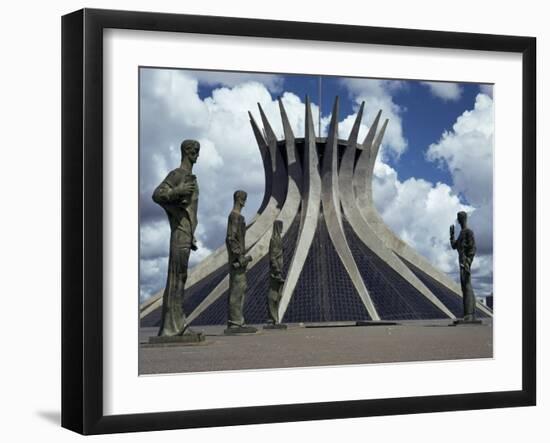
xmin=61 ymin=8 xmax=536 ymax=435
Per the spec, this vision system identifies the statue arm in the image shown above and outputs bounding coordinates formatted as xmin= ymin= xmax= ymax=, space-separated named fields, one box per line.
xmin=450 ymin=234 xmax=458 ymax=250
xmin=456 ymin=230 xmax=475 ymax=273
xmin=152 ymin=171 xmax=186 ymax=205
xmin=269 ymin=243 xmax=284 ymax=278
xmin=226 ymin=213 xmax=243 ymax=258
xmin=449 ymin=225 xmax=457 ymax=249
xmin=464 ymin=229 xmax=477 ymax=258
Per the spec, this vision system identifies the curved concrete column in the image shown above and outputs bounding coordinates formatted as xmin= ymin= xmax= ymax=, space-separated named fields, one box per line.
xmin=140 ymin=111 xmax=287 ymax=320
xmin=354 ymin=120 xmax=493 ymax=318
xmin=340 ymin=108 xmax=455 ymax=319
xmin=257 ymin=103 xmax=289 ymax=206
xmin=352 ymin=111 xmax=380 ymax=198
xmin=319 ymin=97 xmax=380 ymax=320
xmin=274 ymin=97 xmax=303 ymax=232
xmin=247 ymin=109 xmax=273 ymax=225
xmin=278 ymin=96 xmax=322 ymax=320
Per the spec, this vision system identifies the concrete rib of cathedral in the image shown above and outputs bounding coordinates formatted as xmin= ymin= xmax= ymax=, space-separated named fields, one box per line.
xmin=140 ymin=96 xmax=493 ymax=326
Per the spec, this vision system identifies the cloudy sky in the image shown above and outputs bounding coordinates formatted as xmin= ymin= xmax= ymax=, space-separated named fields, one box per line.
xmin=139 ymin=67 xmax=494 ymax=302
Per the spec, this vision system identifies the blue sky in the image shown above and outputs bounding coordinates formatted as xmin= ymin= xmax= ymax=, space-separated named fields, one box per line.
xmin=140 ymin=67 xmax=494 ymax=302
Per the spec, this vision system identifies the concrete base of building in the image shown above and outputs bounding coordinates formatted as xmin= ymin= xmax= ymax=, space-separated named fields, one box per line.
xmin=356 ymin=320 xmax=400 ymax=327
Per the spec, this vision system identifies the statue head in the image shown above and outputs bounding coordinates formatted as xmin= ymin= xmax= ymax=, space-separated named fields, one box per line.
xmin=180 ymin=139 xmax=200 ymax=164
xmin=233 ymin=190 xmax=247 ymax=209
xmin=457 ymin=211 xmax=468 ymax=228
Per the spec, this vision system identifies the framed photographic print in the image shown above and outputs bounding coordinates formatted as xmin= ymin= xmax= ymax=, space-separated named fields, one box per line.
xmin=61 ymin=8 xmax=536 ymax=435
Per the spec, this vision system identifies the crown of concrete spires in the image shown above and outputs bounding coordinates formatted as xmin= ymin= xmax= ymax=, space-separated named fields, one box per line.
xmin=141 ymin=96 xmax=493 ymax=326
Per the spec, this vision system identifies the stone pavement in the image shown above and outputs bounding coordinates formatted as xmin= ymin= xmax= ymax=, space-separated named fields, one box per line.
xmin=139 ymin=319 xmax=492 ymax=375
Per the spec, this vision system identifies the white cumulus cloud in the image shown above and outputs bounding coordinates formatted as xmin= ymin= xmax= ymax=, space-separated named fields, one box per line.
xmin=479 ymin=84 xmax=494 ymax=98
xmin=426 ymin=93 xmax=494 ymax=254
xmin=340 ymin=78 xmax=408 ymax=158
xmin=192 ymin=70 xmax=284 ymax=93
xmin=421 ymin=81 xmax=463 ymax=101
xmin=373 ymin=161 xmax=473 ymax=274
xmin=425 ymin=92 xmax=494 ymax=290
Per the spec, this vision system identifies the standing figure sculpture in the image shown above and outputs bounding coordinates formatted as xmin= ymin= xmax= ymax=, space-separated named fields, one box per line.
xmin=150 ymin=139 xmax=203 ymax=341
xmin=450 ymin=211 xmax=479 ymax=323
xmin=265 ymin=220 xmax=287 ymax=329
xmin=225 ymin=190 xmax=256 ymax=334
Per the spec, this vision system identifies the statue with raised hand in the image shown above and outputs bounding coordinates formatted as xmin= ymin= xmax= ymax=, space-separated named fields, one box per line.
xmin=151 ymin=139 xmax=203 ymax=340
xmin=450 ymin=211 xmax=478 ymax=323
xmin=225 ymin=190 xmax=256 ymax=334
xmin=265 ymin=220 xmax=287 ymax=329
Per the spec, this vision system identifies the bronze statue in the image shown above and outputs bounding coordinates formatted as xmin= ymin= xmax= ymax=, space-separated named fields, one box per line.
xmin=450 ymin=211 xmax=478 ymax=322
xmin=151 ymin=139 xmax=202 ymax=339
xmin=225 ymin=190 xmax=256 ymax=334
xmin=265 ymin=220 xmax=287 ymax=329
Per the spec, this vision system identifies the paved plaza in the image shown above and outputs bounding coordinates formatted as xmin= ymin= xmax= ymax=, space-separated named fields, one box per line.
xmin=139 ymin=319 xmax=493 ymax=375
